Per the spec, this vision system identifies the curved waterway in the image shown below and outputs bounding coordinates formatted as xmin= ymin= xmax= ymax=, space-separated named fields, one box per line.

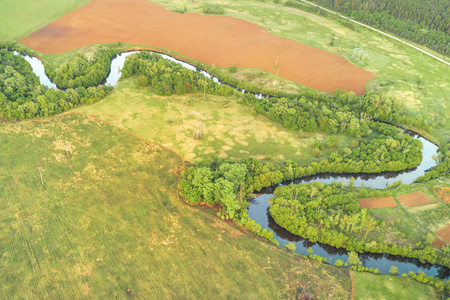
xmin=248 ymin=134 xmax=450 ymax=279
xmin=12 ymin=49 xmax=449 ymax=279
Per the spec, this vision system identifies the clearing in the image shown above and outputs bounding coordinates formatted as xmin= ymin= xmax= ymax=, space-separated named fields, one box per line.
xmin=75 ymin=79 xmax=357 ymax=163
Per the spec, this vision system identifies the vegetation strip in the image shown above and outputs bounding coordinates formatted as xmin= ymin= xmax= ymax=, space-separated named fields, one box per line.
xmin=295 ymin=0 xmax=450 ymax=65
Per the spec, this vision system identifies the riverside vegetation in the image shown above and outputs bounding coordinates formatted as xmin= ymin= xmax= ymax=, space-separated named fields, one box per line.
xmin=0 ymin=2 xmax=449 ymax=297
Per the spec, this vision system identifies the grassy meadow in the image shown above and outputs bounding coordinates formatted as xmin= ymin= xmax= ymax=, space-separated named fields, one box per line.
xmin=75 ymin=78 xmax=358 ymax=163
xmin=368 ymin=178 xmax=450 ymax=248
xmin=353 ymin=272 xmax=439 ymax=300
xmin=0 ymin=0 xmax=91 ymax=41
xmin=0 ymin=113 xmax=355 ymax=298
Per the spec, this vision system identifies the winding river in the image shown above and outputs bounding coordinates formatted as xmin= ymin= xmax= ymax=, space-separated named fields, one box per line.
xmin=12 ymin=49 xmax=449 ymax=279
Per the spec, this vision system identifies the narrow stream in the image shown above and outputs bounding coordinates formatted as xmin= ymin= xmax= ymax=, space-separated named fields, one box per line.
xmin=11 ymin=49 xmax=449 ymax=279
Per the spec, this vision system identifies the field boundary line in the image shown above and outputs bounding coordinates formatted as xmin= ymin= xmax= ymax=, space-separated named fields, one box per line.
xmin=298 ymin=0 xmax=450 ymax=67
xmin=349 ymin=269 xmax=355 ymax=300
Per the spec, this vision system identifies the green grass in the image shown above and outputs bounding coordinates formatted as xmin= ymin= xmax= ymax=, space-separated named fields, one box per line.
xmin=0 ymin=113 xmax=353 ymax=298
xmin=353 ymin=272 xmax=439 ymax=300
xmin=75 ymin=78 xmax=358 ymax=163
xmin=0 ymin=0 xmax=91 ymax=41
xmin=364 ymin=178 xmax=450 ymax=249
xmin=151 ymin=0 xmax=450 ymax=144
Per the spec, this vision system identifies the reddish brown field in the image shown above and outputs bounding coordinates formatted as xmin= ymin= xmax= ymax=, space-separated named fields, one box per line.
xmin=436 ymin=225 xmax=450 ymax=244
xmin=398 ymin=191 xmax=432 ymax=207
xmin=431 ymin=237 xmax=446 ymax=249
xmin=19 ymin=0 xmax=376 ymax=94
xmin=358 ymin=197 xmax=397 ymax=209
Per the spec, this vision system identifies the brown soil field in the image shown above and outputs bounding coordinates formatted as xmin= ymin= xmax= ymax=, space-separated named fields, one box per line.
xmin=358 ymin=197 xmax=397 ymax=209
xmin=398 ymin=191 xmax=432 ymax=207
xmin=431 ymin=237 xmax=446 ymax=249
xmin=19 ymin=0 xmax=375 ymax=94
xmin=436 ymin=225 xmax=450 ymax=244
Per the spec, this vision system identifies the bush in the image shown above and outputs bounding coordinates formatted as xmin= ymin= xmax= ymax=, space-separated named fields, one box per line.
xmin=203 ymin=4 xmax=225 ymax=15
xmin=136 ymin=75 xmax=149 ymax=87
xmin=229 ymin=66 xmax=237 ymax=74
xmin=389 ymin=265 xmax=399 ymax=275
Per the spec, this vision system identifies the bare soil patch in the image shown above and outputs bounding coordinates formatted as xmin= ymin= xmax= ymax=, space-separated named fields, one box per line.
xmin=19 ymin=0 xmax=375 ymax=94
xmin=358 ymin=197 xmax=397 ymax=209
xmin=398 ymin=191 xmax=432 ymax=207
xmin=436 ymin=225 xmax=450 ymax=244
xmin=431 ymin=237 xmax=446 ymax=249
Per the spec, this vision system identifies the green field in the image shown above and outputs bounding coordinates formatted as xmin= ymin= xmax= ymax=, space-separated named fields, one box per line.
xmin=353 ymin=272 xmax=439 ymax=300
xmin=368 ymin=178 xmax=450 ymax=248
xmin=0 ymin=113 xmax=354 ymax=298
xmin=0 ymin=0 xmax=448 ymax=298
xmin=75 ymin=78 xmax=358 ymax=163
xmin=0 ymin=0 xmax=90 ymax=41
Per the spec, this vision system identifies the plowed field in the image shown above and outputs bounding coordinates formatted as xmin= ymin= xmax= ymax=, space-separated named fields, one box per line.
xmin=19 ymin=0 xmax=375 ymax=94
xmin=358 ymin=197 xmax=397 ymax=209
xmin=398 ymin=191 xmax=432 ymax=207
xmin=436 ymin=225 xmax=450 ymax=244
xmin=431 ymin=237 xmax=446 ymax=249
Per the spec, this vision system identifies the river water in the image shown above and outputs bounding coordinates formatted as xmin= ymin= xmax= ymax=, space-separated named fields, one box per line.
xmin=12 ymin=49 xmax=449 ymax=279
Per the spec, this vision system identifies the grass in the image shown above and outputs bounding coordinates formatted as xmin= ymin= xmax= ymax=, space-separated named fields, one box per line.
xmin=0 ymin=113 xmax=353 ymax=298
xmin=353 ymin=272 xmax=439 ymax=300
xmin=75 ymin=78 xmax=357 ymax=163
xmin=0 ymin=0 xmax=91 ymax=41
xmin=151 ymin=0 xmax=450 ymax=144
xmin=365 ymin=177 xmax=450 ymax=249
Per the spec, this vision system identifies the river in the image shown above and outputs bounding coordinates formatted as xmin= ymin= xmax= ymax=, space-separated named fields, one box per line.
xmin=11 ymin=49 xmax=449 ymax=279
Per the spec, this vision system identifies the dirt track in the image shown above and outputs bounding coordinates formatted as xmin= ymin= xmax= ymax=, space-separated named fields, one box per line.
xmin=19 ymin=0 xmax=375 ymax=94
xmin=358 ymin=197 xmax=397 ymax=209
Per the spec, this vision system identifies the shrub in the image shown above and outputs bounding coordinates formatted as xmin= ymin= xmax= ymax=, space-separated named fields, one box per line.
xmin=136 ymin=75 xmax=149 ymax=87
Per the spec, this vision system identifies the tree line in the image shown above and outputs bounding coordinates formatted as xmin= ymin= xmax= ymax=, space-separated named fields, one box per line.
xmin=0 ymin=49 xmax=111 ymax=119
xmin=269 ymin=182 xmax=449 ymax=267
xmin=120 ymin=52 xmax=235 ymax=97
xmin=179 ymin=157 xmax=450 ymax=268
xmin=289 ymin=0 xmax=450 ymax=56
xmin=46 ymin=46 xmax=119 ymax=89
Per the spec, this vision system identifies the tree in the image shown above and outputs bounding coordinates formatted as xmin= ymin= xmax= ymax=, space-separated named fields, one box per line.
xmin=389 ymin=265 xmax=399 ymax=275
xmin=348 ymin=251 xmax=362 ymax=266
xmin=136 ymin=75 xmax=149 ymax=86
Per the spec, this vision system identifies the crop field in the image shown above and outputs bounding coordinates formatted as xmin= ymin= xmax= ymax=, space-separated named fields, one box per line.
xmin=398 ymin=191 xmax=433 ymax=207
xmin=0 ymin=113 xmax=354 ymax=298
xmin=75 ymin=79 xmax=356 ymax=163
xmin=436 ymin=225 xmax=450 ymax=244
xmin=364 ymin=180 xmax=450 ymax=249
xmin=19 ymin=0 xmax=374 ymax=94
xmin=358 ymin=197 xmax=397 ymax=209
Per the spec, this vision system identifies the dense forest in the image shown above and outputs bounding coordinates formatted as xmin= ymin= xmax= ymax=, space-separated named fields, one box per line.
xmin=290 ymin=0 xmax=450 ymax=56
xmin=0 ymin=49 xmax=111 ymax=119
